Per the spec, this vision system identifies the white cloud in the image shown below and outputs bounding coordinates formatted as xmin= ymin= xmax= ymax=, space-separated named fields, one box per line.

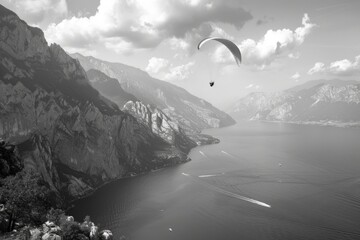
xmin=308 ymin=62 xmax=325 ymax=75
xmin=210 ymin=24 xmax=235 ymax=41
xmin=308 ymin=55 xmax=360 ymax=76
xmin=168 ymin=38 xmax=190 ymax=51
xmin=168 ymin=23 xmax=234 ymax=55
xmin=329 ymin=56 xmax=360 ymax=75
xmin=212 ymin=14 xmax=316 ymax=68
xmin=44 ymin=0 xmax=252 ymax=53
xmin=0 ymin=0 xmax=68 ymax=28
xmin=164 ymin=62 xmax=195 ymax=81
xmin=146 ymin=57 xmax=170 ymax=74
xmin=245 ymin=84 xmax=261 ymax=90
xmin=288 ymin=52 xmax=300 ymax=59
xmin=291 ymin=72 xmax=300 ymax=80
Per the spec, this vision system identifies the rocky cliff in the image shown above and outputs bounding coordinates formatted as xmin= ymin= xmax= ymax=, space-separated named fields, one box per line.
xmin=86 ymin=69 xmax=197 ymax=151
xmin=71 ymin=53 xmax=236 ymax=134
xmin=86 ymin=69 xmax=138 ymax=108
xmin=0 ymin=4 xmax=190 ymax=200
xmin=230 ymin=79 xmax=360 ymax=125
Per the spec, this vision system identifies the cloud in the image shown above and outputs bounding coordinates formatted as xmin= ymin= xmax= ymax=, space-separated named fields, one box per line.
xmin=291 ymin=72 xmax=300 ymax=80
xmin=146 ymin=57 xmax=170 ymax=74
xmin=44 ymin=0 xmax=252 ymax=53
xmin=164 ymin=62 xmax=195 ymax=81
xmin=168 ymin=22 xmax=234 ymax=56
xmin=0 ymin=0 xmax=68 ymax=28
xmin=145 ymin=57 xmax=195 ymax=82
xmin=308 ymin=55 xmax=360 ymax=76
xmin=308 ymin=62 xmax=325 ymax=75
xmin=245 ymin=84 xmax=261 ymax=90
xmin=212 ymin=14 xmax=316 ymax=68
xmin=256 ymin=19 xmax=266 ymax=26
xmin=288 ymin=52 xmax=300 ymax=59
xmin=329 ymin=56 xmax=360 ymax=75
xmin=256 ymin=16 xmax=273 ymax=26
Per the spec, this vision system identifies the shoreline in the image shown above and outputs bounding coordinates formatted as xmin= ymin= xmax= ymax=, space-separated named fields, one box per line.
xmin=259 ymin=119 xmax=360 ymax=128
xmin=66 ymin=131 xmax=222 ymax=211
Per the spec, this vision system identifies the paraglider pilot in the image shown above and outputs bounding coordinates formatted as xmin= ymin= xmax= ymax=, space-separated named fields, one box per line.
xmin=198 ymin=37 xmax=242 ymax=87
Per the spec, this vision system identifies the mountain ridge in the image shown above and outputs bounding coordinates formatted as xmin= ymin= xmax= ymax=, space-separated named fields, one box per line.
xmin=229 ymin=79 xmax=360 ymax=127
xmin=0 ymin=4 xmax=193 ymax=200
xmin=71 ymin=53 xmax=236 ymax=134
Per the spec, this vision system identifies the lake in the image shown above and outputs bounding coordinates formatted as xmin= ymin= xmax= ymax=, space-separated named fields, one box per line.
xmin=69 ymin=121 xmax=360 ymax=240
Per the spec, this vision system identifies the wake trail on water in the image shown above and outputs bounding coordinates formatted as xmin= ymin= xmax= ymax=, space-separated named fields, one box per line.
xmin=221 ymin=150 xmax=237 ymax=159
xmin=199 ymin=151 xmax=207 ymax=157
xmin=198 ymin=173 xmax=224 ymax=178
xmin=181 ymin=172 xmax=271 ymax=208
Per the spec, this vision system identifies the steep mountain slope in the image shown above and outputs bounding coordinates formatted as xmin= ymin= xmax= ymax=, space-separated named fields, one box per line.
xmin=230 ymin=80 xmax=360 ymax=125
xmin=0 ymin=4 xmax=190 ymax=199
xmin=86 ymin=69 xmax=196 ymax=152
xmin=71 ymin=53 xmax=236 ymax=134
xmin=86 ymin=69 xmax=138 ymax=108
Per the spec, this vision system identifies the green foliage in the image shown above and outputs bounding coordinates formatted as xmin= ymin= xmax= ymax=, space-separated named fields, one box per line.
xmin=0 ymin=169 xmax=52 ymax=230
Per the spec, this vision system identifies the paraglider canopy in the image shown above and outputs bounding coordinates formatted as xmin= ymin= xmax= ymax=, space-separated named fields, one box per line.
xmin=197 ymin=37 xmax=242 ymax=66
xmin=198 ymin=37 xmax=242 ymax=87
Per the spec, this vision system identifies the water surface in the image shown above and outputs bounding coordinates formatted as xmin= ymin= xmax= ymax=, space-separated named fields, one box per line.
xmin=70 ymin=121 xmax=360 ymax=240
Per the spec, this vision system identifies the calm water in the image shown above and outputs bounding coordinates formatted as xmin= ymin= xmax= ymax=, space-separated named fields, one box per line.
xmin=69 ymin=121 xmax=360 ymax=240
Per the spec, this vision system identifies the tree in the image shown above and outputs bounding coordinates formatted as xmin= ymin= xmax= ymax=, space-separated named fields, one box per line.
xmin=61 ymin=221 xmax=89 ymax=240
xmin=0 ymin=169 xmax=53 ymax=231
xmin=0 ymin=138 xmax=22 ymax=178
xmin=46 ymin=208 xmax=66 ymax=226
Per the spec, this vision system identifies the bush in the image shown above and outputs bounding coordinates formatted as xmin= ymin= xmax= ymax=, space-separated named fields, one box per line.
xmin=46 ymin=208 xmax=65 ymax=226
xmin=0 ymin=170 xmax=52 ymax=231
xmin=61 ymin=221 xmax=83 ymax=240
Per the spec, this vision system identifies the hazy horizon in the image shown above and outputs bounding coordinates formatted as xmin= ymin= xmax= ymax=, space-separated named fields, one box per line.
xmin=1 ymin=0 xmax=359 ymax=109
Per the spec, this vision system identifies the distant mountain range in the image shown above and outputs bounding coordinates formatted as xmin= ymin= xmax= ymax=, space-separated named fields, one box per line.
xmin=229 ymin=79 xmax=360 ymax=127
xmin=0 ymin=4 xmax=234 ymax=200
xmin=71 ymin=53 xmax=235 ymax=134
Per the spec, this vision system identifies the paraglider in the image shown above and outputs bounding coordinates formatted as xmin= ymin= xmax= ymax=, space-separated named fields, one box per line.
xmin=197 ymin=37 xmax=242 ymax=86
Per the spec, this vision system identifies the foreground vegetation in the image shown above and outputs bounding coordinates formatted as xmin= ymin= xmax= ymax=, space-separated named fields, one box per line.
xmin=0 ymin=139 xmax=120 ymax=239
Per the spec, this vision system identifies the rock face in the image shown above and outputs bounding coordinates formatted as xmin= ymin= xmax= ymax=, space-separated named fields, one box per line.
xmin=230 ymin=79 xmax=360 ymax=124
xmin=71 ymin=53 xmax=236 ymax=134
xmin=0 ymin=4 xmax=190 ymax=199
xmin=123 ymin=101 xmax=196 ymax=152
xmin=86 ymin=69 xmax=196 ymax=153
xmin=86 ymin=69 xmax=138 ymax=108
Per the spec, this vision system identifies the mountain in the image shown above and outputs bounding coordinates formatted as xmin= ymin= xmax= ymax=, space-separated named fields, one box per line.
xmin=86 ymin=69 xmax=196 ymax=152
xmin=86 ymin=69 xmax=138 ymax=108
xmin=0 ymin=4 xmax=192 ymax=200
xmin=286 ymin=79 xmax=360 ymax=92
xmin=71 ymin=53 xmax=236 ymax=134
xmin=230 ymin=79 xmax=360 ymax=126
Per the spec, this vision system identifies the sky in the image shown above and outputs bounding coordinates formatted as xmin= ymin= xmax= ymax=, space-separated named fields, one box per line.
xmin=1 ymin=0 xmax=360 ymax=108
